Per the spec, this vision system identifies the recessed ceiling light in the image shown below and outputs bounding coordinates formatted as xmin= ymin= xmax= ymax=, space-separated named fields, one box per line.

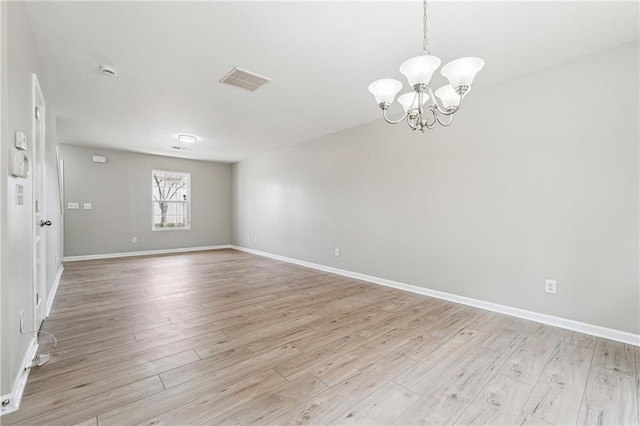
xmin=100 ymin=65 xmax=117 ymax=77
xmin=177 ymin=134 xmax=198 ymax=143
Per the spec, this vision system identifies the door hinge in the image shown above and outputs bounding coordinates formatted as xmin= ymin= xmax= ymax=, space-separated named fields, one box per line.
xmin=35 ymin=106 xmax=40 ymax=120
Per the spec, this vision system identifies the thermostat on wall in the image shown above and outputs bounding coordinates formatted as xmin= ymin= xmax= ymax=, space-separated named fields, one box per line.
xmin=15 ymin=131 xmax=27 ymax=151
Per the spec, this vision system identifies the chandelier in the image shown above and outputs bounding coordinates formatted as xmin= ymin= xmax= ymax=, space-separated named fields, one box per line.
xmin=368 ymin=0 xmax=484 ymax=132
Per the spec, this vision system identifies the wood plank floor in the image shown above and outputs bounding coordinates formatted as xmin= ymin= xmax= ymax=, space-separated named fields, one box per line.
xmin=3 ymin=249 xmax=638 ymax=425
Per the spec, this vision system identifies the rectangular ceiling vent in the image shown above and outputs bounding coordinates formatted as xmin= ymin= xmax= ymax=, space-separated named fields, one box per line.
xmin=172 ymin=146 xmax=192 ymax=151
xmin=219 ymin=67 xmax=271 ymax=92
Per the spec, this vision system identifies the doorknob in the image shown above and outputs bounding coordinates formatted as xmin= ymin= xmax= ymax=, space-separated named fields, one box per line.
xmin=40 ymin=220 xmax=52 ymax=227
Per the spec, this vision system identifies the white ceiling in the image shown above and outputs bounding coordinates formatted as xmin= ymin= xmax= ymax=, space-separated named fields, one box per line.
xmin=24 ymin=1 xmax=639 ymax=163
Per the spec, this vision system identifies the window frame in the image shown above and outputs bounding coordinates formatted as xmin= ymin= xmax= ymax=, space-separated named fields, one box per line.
xmin=151 ymin=169 xmax=191 ymax=231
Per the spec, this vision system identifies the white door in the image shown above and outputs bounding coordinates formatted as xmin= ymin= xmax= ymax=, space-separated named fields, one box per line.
xmin=32 ymin=74 xmax=48 ymax=330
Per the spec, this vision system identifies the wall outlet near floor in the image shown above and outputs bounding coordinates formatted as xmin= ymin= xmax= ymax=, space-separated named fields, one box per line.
xmin=334 ymin=248 xmax=340 ymax=257
xmin=19 ymin=309 xmax=24 ymax=333
xmin=247 ymin=235 xmax=250 ymax=241
xmin=131 ymin=237 xmax=137 ymax=244
xmin=254 ymin=236 xmax=258 ymax=243
xmin=545 ymin=279 xmax=557 ymax=294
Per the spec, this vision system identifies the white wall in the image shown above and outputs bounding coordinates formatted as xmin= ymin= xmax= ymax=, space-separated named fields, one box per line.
xmin=232 ymin=42 xmax=639 ymax=335
xmin=60 ymin=144 xmax=232 ymax=257
xmin=1 ymin=1 xmax=63 ymax=400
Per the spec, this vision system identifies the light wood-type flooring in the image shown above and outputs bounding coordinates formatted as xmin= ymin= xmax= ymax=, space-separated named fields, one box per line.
xmin=4 ymin=249 xmax=639 ymax=425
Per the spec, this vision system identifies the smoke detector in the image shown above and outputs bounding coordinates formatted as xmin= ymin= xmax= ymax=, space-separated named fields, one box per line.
xmin=100 ymin=65 xmax=117 ymax=77
xmin=219 ymin=67 xmax=270 ymax=92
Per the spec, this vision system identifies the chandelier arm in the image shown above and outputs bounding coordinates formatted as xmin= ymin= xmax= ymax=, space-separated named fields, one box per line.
xmin=436 ymin=113 xmax=454 ymax=127
xmin=435 ymin=100 xmax=461 ymax=116
xmin=423 ymin=106 xmax=438 ymax=129
xmin=438 ymin=106 xmax=459 ymax=116
xmin=382 ymin=108 xmax=410 ymax=125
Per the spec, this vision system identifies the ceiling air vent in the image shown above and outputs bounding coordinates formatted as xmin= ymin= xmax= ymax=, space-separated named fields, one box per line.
xmin=219 ymin=67 xmax=270 ymax=92
xmin=172 ymin=146 xmax=192 ymax=151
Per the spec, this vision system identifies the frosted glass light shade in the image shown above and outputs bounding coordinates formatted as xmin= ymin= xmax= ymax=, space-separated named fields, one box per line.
xmin=399 ymin=55 xmax=441 ymax=87
xmin=435 ymin=85 xmax=466 ymax=109
xmin=441 ymin=57 xmax=484 ymax=89
xmin=368 ymin=79 xmax=403 ymax=105
xmin=398 ymin=92 xmax=429 ymax=113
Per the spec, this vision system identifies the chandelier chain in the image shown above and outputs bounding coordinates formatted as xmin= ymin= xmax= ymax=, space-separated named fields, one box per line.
xmin=422 ymin=0 xmax=429 ymax=55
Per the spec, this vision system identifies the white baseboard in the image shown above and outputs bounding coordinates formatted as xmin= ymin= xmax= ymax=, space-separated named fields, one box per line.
xmin=46 ymin=264 xmax=64 ymax=317
xmin=1 ymin=268 xmax=61 ymax=415
xmin=63 ymin=245 xmax=232 ymax=262
xmin=231 ymin=245 xmax=640 ymax=347
xmin=0 ymin=337 xmax=38 ymax=416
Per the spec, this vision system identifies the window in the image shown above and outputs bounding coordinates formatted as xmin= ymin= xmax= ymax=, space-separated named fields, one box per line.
xmin=152 ymin=170 xmax=191 ymax=230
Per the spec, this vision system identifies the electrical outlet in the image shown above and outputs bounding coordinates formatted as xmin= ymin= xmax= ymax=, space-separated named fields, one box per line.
xmin=83 ymin=203 xmax=92 ymax=210
xmin=131 ymin=237 xmax=137 ymax=244
xmin=19 ymin=310 xmax=24 ymax=333
xmin=545 ymin=279 xmax=557 ymax=294
xmin=254 ymin=236 xmax=258 ymax=243
xmin=247 ymin=235 xmax=250 ymax=241
xmin=334 ymin=248 xmax=340 ymax=257
xmin=67 ymin=202 xmax=79 ymax=210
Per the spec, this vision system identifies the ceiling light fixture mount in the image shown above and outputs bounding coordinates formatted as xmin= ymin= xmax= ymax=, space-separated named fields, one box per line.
xmin=368 ymin=0 xmax=484 ymax=132
xmin=177 ymin=134 xmax=198 ymax=143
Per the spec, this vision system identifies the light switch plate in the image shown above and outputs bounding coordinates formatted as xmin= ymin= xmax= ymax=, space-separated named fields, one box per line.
xmin=10 ymin=151 xmax=29 ymax=178
xmin=83 ymin=203 xmax=92 ymax=210
xmin=15 ymin=131 xmax=27 ymax=151
xmin=68 ymin=202 xmax=79 ymax=210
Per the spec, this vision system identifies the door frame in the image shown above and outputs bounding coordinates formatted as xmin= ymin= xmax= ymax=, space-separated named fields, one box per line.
xmin=32 ymin=73 xmax=46 ymax=330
